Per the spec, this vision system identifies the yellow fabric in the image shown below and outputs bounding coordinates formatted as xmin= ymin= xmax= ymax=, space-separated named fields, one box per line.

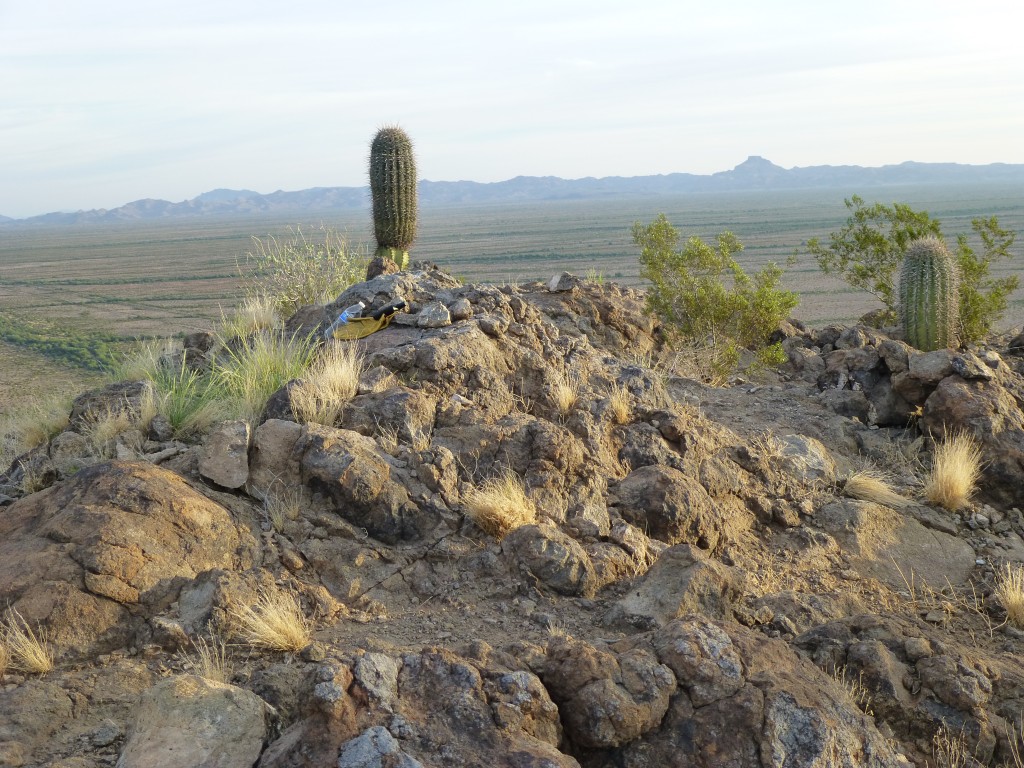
xmin=329 ymin=313 xmax=395 ymax=340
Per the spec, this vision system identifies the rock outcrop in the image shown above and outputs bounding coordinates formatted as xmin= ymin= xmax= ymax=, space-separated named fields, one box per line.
xmin=2 ymin=266 xmax=1024 ymax=767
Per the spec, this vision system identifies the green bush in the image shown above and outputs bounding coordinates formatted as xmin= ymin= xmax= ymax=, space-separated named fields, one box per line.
xmin=633 ymin=213 xmax=798 ymax=379
xmin=241 ymin=224 xmax=367 ymax=318
xmin=806 ymin=196 xmax=1019 ymax=343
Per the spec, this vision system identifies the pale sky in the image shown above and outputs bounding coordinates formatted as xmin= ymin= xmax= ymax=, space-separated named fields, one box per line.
xmin=2 ymin=0 xmax=1023 ymax=218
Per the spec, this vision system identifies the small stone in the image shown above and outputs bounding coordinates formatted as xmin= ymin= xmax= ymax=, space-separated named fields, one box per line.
xmin=547 ymin=272 xmax=579 ymax=292
xmin=416 ymin=302 xmax=451 ymax=328
xmin=301 ymin=641 xmax=327 ymax=662
xmin=92 ymin=722 xmax=121 ymax=747
xmin=449 ymin=297 xmax=473 ymax=320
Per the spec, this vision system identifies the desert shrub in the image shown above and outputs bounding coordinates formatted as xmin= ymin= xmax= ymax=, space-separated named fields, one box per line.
xmin=924 ymin=431 xmax=983 ymax=511
xmin=212 ymin=331 xmax=316 ymax=423
xmin=1 ymin=609 xmax=53 ymax=674
xmin=995 ymin=564 xmax=1024 ymax=629
xmin=634 ymin=213 xmax=798 ymax=379
xmin=841 ymin=469 xmax=911 ymax=510
xmin=463 ymin=469 xmax=537 ymax=539
xmin=228 ymin=587 xmax=311 ymax=652
xmin=220 ymin=294 xmax=281 ymax=339
xmin=290 ymin=343 xmax=363 ymax=426
xmin=1 ymin=394 xmax=71 ymax=468
xmin=241 ymin=224 xmax=368 ymax=318
xmin=806 ymin=196 xmax=1019 ymax=342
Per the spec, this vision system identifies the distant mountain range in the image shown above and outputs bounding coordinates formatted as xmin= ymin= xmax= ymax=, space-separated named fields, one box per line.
xmin=5 ymin=156 xmax=1024 ymax=226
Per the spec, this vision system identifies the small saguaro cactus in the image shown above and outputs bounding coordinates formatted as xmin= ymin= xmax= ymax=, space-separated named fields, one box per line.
xmin=898 ymin=236 xmax=959 ymax=352
xmin=369 ymin=125 xmax=417 ymax=269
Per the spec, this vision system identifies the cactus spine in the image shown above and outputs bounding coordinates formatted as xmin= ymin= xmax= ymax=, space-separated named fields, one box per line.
xmin=369 ymin=126 xmax=417 ymax=269
xmin=898 ymin=236 xmax=959 ymax=351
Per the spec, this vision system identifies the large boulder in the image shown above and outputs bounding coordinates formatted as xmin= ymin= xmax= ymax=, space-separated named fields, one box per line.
xmin=0 ymin=461 xmax=256 ymax=657
xmin=117 ymin=675 xmax=275 ymax=768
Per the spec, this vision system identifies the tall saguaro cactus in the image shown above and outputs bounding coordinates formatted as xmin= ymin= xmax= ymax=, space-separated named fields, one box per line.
xmin=369 ymin=126 xmax=417 ymax=269
xmin=898 ymin=236 xmax=959 ymax=351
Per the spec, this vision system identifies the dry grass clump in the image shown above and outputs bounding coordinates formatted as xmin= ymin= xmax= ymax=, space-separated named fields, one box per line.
xmin=190 ymin=636 xmax=233 ymax=683
xmin=214 ymin=331 xmax=316 ymax=423
xmin=463 ymin=469 xmax=537 ymax=540
xmin=607 ymin=383 xmax=631 ymax=424
xmin=995 ymin=563 xmax=1024 ymax=629
xmin=842 ymin=470 xmax=912 ymax=510
xmin=2 ymin=609 xmax=54 ymax=674
xmin=228 ymin=587 xmax=311 ymax=652
xmin=0 ymin=637 xmax=7 ymax=677
xmin=924 ymin=431 xmax=984 ymax=511
xmin=263 ymin=486 xmax=303 ymax=532
xmin=550 ymin=371 xmax=581 ymax=418
xmin=81 ymin=406 xmax=138 ymax=458
xmin=220 ymin=294 xmax=280 ymax=339
xmin=290 ymin=342 xmax=363 ymax=426
xmin=1 ymin=394 xmax=72 ymax=468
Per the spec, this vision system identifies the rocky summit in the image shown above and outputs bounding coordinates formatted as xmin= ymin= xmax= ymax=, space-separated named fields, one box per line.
xmin=3 ymin=264 xmax=1024 ymax=767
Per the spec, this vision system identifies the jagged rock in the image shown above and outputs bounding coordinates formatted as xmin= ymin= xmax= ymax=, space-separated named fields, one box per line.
xmin=365 ymin=255 xmax=401 ymax=280
xmin=342 ymin=386 xmax=436 ymax=447
xmin=778 ymin=434 xmax=837 ymax=485
xmin=284 ymin=304 xmax=330 ymax=340
xmin=245 ymin=418 xmax=304 ymax=497
xmin=0 ymin=461 xmax=257 ymax=657
xmin=547 ymin=272 xmax=580 ymax=292
xmin=541 ymin=635 xmax=676 ymax=749
xmin=604 ymin=543 xmax=744 ymax=629
xmin=298 ymin=424 xmax=428 ymax=544
xmin=337 ymin=726 xmax=423 ymax=768
xmin=416 ymin=301 xmax=451 ymax=328
xmin=117 ymin=675 xmax=275 ymax=768
xmin=69 ymin=380 xmax=154 ymax=430
xmin=0 ymin=680 xmax=74 ymax=763
xmin=503 ymin=523 xmax=598 ymax=597
xmin=199 ymin=420 xmax=251 ymax=489
xmin=817 ymin=499 xmax=977 ymax=589
xmin=449 ymin=297 xmax=473 ymax=321
xmin=611 ymin=465 xmax=726 ymax=550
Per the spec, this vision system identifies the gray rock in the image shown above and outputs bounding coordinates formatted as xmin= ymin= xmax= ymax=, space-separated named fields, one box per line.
xmin=338 ymin=726 xmax=423 ymax=768
xmin=353 ymin=653 xmax=401 ymax=712
xmin=448 ymin=297 xmax=473 ymax=320
xmin=199 ymin=420 xmax=251 ymax=489
xmin=245 ymin=418 xmax=303 ymax=498
xmin=605 ymin=543 xmax=744 ymax=629
xmin=416 ymin=301 xmax=451 ymax=328
xmin=503 ymin=524 xmax=597 ymax=597
xmin=116 ymin=675 xmax=274 ymax=768
xmin=547 ymin=272 xmax=580 ymax=292
xmin=778 ymin=434 xmax=837 ymax=485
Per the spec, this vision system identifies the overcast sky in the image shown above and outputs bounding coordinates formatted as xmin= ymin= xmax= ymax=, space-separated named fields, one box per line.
xmin=2 ymin=0 xmax=1022 ymax=218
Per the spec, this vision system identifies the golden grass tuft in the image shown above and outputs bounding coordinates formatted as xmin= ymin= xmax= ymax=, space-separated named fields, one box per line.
xmin=2 ymin=609 xmax=54 ymax=674
xmin=263 ymin=486 xmax=303 ymax=533
xmin=1 ymin=394 xmax=72 ymax=468
xmin=220 ymin=294 xmax=281 ymax=339
xmin=214 ymin=331 xmax=316 ymax=423
xmin=550 ymin=371 xmax=580 ymax=418
xmin=80 ymin=406 xmax=138 ymax=458
xmin=924 ymin=431 xmax=984 ymax=511
xmin=191 ymin=636 xmax=233 ymax=683
xmin=290 ymin=342 xmax=363 ymax=426
xmin=463 ymin=469 xmax=537 ymax=540
xmin=842 ymin=470 xmax=912 ymax=510
xmin=995 ymin=563 xmax=1024 ymax=629
xmin=0 ymin=636 xmax=7 ymax=678
xmin=607 ymin=383 xmax=631 ymax=424
xmin=228 ymin=587 xmax=311 ymax=652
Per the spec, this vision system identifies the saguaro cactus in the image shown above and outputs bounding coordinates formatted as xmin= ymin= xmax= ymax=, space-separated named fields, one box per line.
xmin=898 ymin=236 xmax=959 ymax=351
xmin=369 ymin=126 xmax=417 ymax=269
